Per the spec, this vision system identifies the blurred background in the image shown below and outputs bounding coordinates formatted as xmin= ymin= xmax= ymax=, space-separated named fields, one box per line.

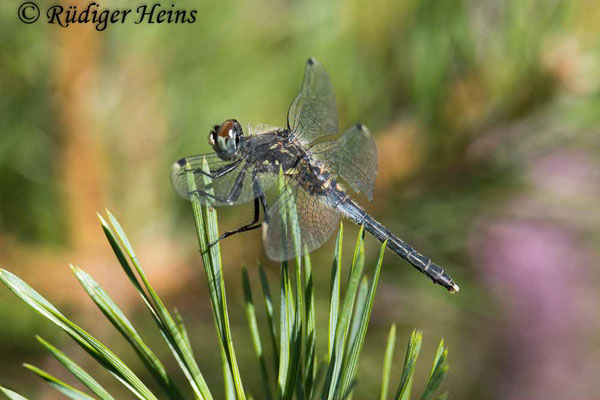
xmin=2 ymin=0 xmax=600 ymax=398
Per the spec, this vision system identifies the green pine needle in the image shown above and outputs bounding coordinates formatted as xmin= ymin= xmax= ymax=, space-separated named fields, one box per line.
xmin=70 ymin=264 xmax=183 ymax=399
xmin=242 ymin=266 xmax=274 ymax=400
xmin=420 ymin=341 xmax=449 ymax=400
xmin=395 ymin=329 xmax=423 ymax=400
xmin=101 ymin=211 xmax=212 ymax=400
xmin=35 ymin=336 xmax=114 ymax=400
xmin=380 ymin=324 xmax=397 ymax=400
xmin=186 ymin=158 xmax=246 ymax=400
xmin=23 ymin=364 xmax=96 ymax=400
xmin=0 ymin=268 xmax=157 ymax=400
xmin=0 ymin=386 xmax=29 ymax=400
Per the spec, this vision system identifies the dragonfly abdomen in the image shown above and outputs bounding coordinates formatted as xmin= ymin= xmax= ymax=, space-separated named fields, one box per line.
xmin=338 ymin=199 xmax=459 ymax=292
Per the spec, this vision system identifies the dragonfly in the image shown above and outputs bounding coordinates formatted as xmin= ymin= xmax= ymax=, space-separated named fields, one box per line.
xmin=171 ymin=58 xmax=459 ymax=292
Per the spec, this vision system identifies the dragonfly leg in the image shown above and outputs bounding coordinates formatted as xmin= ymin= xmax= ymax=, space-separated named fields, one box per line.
xmin=187 ymin=162 xmax=250 ymax=204
xmin=215 ymin=198 xmax=263 ymax=242
xmin=205 ymin=173 xmax=269 ymax=250
xmin=200 ymin=199 xmax=262 ymax=256
xmin=192 ymin=160 xmax=240 ymax=179
xmin=187 ymin=189 xmax=234 ymax=204
xmin=173 ymin=157 xmax=241 ymax=180
xmin=224 ymin=162 xmax=250 ymax=203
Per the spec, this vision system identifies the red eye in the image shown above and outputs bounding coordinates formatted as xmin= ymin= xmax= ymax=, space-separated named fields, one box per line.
xmin=217 ymin=120 xmax=236 ymax=139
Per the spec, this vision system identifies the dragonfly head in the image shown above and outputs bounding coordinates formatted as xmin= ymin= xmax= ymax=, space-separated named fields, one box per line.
xmin=209 ymin=119 xmax=243 ymax=160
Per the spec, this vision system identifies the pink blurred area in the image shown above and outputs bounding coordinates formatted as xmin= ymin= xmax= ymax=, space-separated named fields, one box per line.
xmin=471 ymin=150 xmax=600 ymax=398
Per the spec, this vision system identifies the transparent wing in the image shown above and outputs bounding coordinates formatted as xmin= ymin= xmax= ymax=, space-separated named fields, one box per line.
xmin=310 ymin=124 xmax=378 ymax=200
xmin=263 ymin=179 xmax=341 ymax=261
xmin=171 ymin=153 xmax=277 ymax=206
xmin=247 ymin=124 xmax=280 ymax=136
xmin=287 ymin=58 xmax=339 ymax=145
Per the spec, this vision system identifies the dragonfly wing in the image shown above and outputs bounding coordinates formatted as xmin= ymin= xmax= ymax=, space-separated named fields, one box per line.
xmin=311 ymin=124 xmax=378 ymax=200
xmin=287 ymin=58 xmax=339 ymax=145
xmin=171 ymin=153 xmax=277 ymax=206
xmin=263 ymin=179 xmax=340 ymax=261
xmin=247 ymin=124 xmax=280 ymax=136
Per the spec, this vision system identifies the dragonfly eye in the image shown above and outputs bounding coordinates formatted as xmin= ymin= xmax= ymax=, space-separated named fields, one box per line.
xmin=208 ymin=125 xmax=219 ymax=146
xmin=210 ymin=119 xmax=243 ymax=160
